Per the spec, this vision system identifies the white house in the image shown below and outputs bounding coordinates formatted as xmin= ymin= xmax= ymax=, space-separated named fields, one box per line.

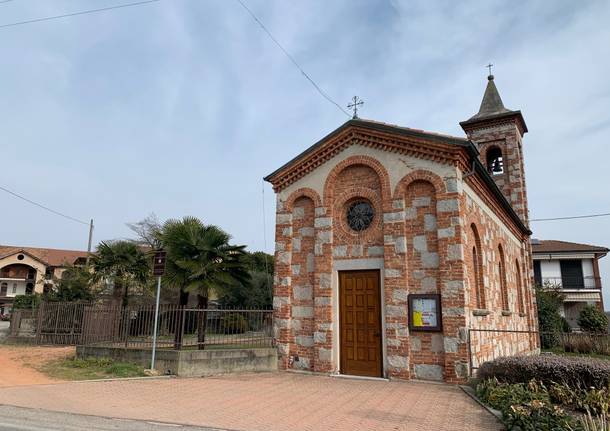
xmin=532 ymin=239 xmax=608 ymax=329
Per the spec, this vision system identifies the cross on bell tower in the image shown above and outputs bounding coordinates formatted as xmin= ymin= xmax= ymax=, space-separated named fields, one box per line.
xmin=486 ymin=63 xmax=493 ymax=77
xmin=347 ymin=96 xmax=364 ymax=119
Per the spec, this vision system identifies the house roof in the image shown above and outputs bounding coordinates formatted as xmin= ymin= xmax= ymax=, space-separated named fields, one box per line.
xmin=264 ymin=118 xmax=531 ymax=236
xmin=0 ymin=245 xmax=88 ymax=267
xmin=531 ymin=240 xmax=609 ymax=255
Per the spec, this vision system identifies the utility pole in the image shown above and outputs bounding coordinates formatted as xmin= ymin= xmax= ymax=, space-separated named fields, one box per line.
xmin=86 ymin=219 xmax=94 ymax=265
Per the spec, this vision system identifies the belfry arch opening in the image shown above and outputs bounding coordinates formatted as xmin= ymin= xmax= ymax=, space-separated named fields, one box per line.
xmin=486 ymin=147 xmax=504 ymax=175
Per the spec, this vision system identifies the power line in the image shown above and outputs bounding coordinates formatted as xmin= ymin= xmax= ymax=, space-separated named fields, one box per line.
xmin=235 ymin=0 xmax=351 ymax=118
xmin=0 ymin=185 xmax=89 ymax=225
xmin=0 ymin=0 xmax=160 ymax=29
xmin=531 ymin=212 xmax=610 ymax=222
xmin=0 ymin=1 xmax=17 ymax=4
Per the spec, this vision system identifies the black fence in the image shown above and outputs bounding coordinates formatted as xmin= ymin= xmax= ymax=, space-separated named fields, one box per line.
xmin=9 ymin=302 xmax=274 ymax=350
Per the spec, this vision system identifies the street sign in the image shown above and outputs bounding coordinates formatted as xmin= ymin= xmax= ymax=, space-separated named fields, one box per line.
xmin=153 ymin=250 xmax=166 ymax=276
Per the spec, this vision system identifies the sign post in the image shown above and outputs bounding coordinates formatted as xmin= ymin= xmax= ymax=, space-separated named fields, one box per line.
xmin=150 ymin=250 xmax=166 ymax=371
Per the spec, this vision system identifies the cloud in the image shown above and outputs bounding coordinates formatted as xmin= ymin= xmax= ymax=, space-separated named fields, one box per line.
xmin=1 ymin=0 xmax=609 ymax=304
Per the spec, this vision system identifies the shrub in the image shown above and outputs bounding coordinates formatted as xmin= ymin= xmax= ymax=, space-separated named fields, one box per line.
xmin=476 ymin=379 xmax=575 ymax=430
xmin=535 ymin=285 xmax=566 ymax=348
xmin=220 ymin=313 xmax=249 ymax=334
xmin=579 ymin=305 xmax=609 ymax=334
xmin=476 ymin=379 xmax=549 ymax=411
xmin=477 ymin=355 xmax=610 ymax=389
xmin=505 ymin=400 xmax=574 ymax=431
xmin=579 ymin=410 xmax=609 ymax=431
xmin=11 ymin=294 xmax=41 ymax=310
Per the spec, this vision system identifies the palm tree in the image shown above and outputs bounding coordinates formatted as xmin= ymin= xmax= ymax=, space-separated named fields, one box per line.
xmin=160 ymin=217 xmax=250 ymax=349
xmin=90 ymin=240 xmax=151 ymax=307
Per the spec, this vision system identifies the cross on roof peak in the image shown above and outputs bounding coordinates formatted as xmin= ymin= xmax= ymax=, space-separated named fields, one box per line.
xmin=486 ymin=63 xmax=494 ymax=79
xmin=347 ymin=96 xmax=364 ymax=119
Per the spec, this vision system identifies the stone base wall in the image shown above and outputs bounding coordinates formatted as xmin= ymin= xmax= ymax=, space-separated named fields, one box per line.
xmin=76 ymin=346 xmax=278 ymax=377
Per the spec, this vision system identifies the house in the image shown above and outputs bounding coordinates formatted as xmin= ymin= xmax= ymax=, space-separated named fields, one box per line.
xmin=0 ymin=245 xmax=89 ymax=314
xmin=264 ymin=73 xmax=539 ymax=383
xmin=531 ymin=239 xmax=608 ymax=329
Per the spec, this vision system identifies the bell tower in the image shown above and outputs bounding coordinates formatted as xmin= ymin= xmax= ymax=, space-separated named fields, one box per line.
xmin=460 ymin=73 xmax=529 ymax=225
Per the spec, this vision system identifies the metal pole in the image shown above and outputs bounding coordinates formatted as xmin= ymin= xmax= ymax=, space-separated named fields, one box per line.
xmin=86 ymin=219 xmax=94 ymax=265
xmin=150 ymin=275 xmax=162 ymax=370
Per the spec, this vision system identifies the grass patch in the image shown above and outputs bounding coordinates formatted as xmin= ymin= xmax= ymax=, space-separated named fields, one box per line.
xmin=40 ymin=356 xmax=146 ymax=381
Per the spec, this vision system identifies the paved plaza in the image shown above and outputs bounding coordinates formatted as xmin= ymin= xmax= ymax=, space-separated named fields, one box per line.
xmin=0 ymin=372 xmax=501 ymax=431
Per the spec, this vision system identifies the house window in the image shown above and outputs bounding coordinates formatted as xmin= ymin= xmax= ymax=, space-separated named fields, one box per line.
xmin=25 ymin=283 xmax=34 ymax=295
xmin=12 ymin=284 xmax=17 ymax=294
xmin=486 ymin=147 xmax=504 ymax=175
xmin=560 ymin=260 xmax=584 ymax=289
xmin=0 ymin=283 xmax=7 ymax=296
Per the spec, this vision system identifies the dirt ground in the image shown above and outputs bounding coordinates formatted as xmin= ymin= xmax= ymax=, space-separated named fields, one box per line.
xmin=0 ymin=344 xmax=73 ymax=387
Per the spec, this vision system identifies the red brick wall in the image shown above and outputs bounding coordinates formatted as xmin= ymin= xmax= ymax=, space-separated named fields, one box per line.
xmin=271 ymin=150 xmax=536 ymax=383
xmin=462 ymin=190 xmax=538 ymax=369
xmin=289 ymin=196 xmax=316 ymax=369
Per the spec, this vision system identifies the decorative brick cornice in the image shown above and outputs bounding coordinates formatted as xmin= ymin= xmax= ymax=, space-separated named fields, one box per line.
xmin=267 ymin=124 xmax=464 ymax=193
xmin=460 ymin=112 xmax=527 ymax=136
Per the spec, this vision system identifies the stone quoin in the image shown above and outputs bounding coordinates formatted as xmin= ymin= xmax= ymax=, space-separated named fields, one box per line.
xmin=264 ymin=74 xmax=539 ymax=383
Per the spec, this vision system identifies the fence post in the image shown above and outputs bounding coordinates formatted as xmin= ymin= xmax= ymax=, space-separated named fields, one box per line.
xmin=35 ymin=301 xmax=45 ymax=344
xmin=467 ymin=328 xmax=473 ymax=377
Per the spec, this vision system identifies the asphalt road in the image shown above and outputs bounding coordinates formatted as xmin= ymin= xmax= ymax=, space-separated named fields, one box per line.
xmin=0 ymin=405 xmax=226 ymax=431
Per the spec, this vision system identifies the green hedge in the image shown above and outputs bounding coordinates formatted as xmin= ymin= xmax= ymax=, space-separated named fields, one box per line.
xmin=477 ymin=354 xmax=610 ymax=389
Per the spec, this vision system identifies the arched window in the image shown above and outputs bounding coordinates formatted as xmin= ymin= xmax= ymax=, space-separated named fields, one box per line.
xmin=498 ymin=245 xmax=509 ymax=311
xmin=471 ymin=224 xmax=485 ymax=308
xmin=486 ymin=147 xmax=504 ymax=175
xmin=515 ymin=259 xmax=524 ymax=315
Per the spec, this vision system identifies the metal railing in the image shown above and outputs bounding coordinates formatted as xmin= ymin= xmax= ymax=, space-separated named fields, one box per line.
xmin=539 ymin=276 xmax=601 ymax=289
xmin=9 ymin=301 xmax=274 ymax=350
xmin=468 ymin=328 xmax=539 ymax=375
xmin=82 ymin=304 xmax=274 ymax=350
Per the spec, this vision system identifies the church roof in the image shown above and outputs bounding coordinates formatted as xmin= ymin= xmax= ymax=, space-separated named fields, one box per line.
xmin=264 ymin=118 xmax=469 ymax=183
xmin=264 ymin=118 xmax=531 ymax=235
xmin=460 ymin=75 xmax=528 ymax=132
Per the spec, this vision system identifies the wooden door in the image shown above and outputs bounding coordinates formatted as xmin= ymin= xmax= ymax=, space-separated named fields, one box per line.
xmin=339 ymin=270 xmax=382 ymax=377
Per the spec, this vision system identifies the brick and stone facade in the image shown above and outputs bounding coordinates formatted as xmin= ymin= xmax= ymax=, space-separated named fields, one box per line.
xmin=265 ymin=77 xmax=539 ymax=383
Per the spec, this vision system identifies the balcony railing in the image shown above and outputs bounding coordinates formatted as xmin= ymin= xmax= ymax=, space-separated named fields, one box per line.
xmin=539 ymin=276 xmax=601 ymax=289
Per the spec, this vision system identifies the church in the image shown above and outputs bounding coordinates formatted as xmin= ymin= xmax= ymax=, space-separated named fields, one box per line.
xmin=264 ymin=74 xmax=539 ymax=383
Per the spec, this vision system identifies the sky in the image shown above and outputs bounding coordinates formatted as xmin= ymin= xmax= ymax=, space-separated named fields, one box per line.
xmin=1 ymin=0 xmax=609 ymax=305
